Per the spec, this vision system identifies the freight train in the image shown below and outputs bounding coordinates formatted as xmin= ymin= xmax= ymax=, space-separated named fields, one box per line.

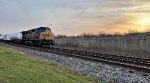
xmin=0 ymin=27 xmax=55 ymax=46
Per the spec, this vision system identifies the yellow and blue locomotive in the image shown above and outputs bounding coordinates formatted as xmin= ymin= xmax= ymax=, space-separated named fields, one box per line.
xmin=21 ymin=27 xmax=54 ymax=46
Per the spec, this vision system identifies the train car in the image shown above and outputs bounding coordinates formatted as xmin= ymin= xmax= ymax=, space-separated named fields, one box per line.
xmin=1 ymin=32 xmax=22 ymax=42
xmin=0 ymin=35 xmax=3 ymax=41
xmin=9 ymin=32 xmax=22 ymax=43
xmin=3 ymin=34 xmax=11 ymax=41
xmin=21 ymin=27 xmax=54 ymax=46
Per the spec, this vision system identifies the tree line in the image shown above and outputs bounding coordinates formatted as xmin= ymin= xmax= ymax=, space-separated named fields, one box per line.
xmin=56 ymin=31 xmax=150 ymax=38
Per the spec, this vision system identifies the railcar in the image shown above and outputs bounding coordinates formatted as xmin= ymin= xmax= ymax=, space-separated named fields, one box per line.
xmin=9 ymin=32 xmax=22 ymax=43
xmin=3 ymin=34 xmax=11 ymax=41
xmin=0 ymin=36 xmax=3 ymax=41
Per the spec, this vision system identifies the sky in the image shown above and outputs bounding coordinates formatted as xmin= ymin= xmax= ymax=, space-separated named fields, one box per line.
xmin=0 ymin=0 xmax=150 ymax=35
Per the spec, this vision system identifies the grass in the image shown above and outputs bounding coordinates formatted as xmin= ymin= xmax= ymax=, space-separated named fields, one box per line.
xmin=0 ymin=45 xmax=98 ymax=83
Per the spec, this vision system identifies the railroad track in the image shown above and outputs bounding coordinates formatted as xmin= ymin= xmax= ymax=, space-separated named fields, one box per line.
xmin=1 ymin=42 xmax=150 ymax=73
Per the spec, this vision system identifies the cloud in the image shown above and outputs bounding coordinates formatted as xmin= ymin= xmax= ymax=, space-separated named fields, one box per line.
xmin=98 ymin=13 xmax=150 ymax=34
xmin=0 ymin=0 xmax=150 ymax=35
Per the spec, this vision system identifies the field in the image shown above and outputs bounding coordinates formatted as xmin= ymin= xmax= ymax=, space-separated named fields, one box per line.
xmin=0 ymin=45 xmax=97 ymax=83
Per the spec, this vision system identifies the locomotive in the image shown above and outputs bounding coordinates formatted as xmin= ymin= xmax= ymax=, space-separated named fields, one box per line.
xmin=0 ymin=27 xmax=55 ymax=46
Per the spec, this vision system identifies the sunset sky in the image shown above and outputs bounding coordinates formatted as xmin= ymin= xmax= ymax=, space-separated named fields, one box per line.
xmin=0 ymin=0 xmax=150 ymax=35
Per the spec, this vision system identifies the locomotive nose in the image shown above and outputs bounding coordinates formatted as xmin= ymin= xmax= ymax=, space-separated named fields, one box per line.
xmin=39 ymin=32 xmax=55 ymax=45
xmin=39 ymin=32 xmax=54 ymax=40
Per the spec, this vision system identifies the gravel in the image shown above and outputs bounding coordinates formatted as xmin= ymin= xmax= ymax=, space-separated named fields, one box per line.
xmin=1 ymin=43 xmax=150 ymax=83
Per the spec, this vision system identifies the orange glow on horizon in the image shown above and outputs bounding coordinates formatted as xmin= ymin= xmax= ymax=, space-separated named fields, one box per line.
xmin=98 ymin=14 xmax=150 ymax=34
xmin=135 ymin=15 xmax=150 ymax=32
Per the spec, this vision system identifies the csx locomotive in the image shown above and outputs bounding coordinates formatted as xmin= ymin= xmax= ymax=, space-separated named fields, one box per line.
xmin=0 ymin=27 xmax=55 ymax=46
